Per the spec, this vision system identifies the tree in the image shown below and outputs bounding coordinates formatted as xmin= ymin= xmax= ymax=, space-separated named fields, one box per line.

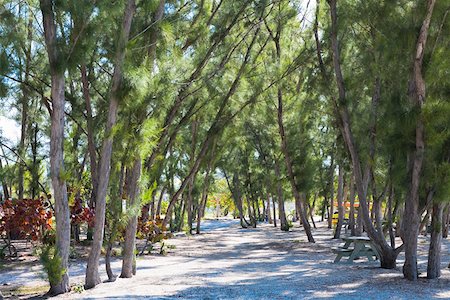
xmin=401 ymin=0 xmax=437 ymax=281
xmin=85 ymin=0 xmax=137 ymax=288
xmin=39 ymin=0 xmax=71 ymax=294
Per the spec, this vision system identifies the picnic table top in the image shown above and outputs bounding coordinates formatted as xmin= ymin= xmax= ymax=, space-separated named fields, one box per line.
xmin=342 ymin=236 xmax=371 ymax=242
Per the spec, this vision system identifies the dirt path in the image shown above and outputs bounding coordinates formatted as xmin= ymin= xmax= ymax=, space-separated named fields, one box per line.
xmin=3 ymin=220 xmax=450 ymax=299
xmin=53 ymin=220 xmax=450 ymax=299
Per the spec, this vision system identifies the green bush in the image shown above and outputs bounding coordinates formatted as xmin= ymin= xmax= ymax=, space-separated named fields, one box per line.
xmin=38 ymin=245 xmax=67 ymax=287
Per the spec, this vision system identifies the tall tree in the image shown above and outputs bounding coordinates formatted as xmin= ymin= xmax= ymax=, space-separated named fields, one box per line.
xmin=85 ymin=0 xmax=137 ymax=288
xmin=402 ymin=0 xmax=437 ymax=281
xmin=39 ymin=0 xmax=70 ymax=294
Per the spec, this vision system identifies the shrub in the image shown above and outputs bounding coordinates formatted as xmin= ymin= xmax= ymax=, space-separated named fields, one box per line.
xmin=38 ymin=245 xmax=66 ymax=287
xmin=0 ymin=199 xmax=52 ymax=241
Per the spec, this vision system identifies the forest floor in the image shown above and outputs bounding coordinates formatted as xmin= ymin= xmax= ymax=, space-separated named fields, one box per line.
xmin=2 ymin=218 xmax=450 ymax=299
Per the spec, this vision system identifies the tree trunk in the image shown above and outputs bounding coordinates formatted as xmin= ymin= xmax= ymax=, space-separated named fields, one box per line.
xmin=427 ymin=202 xmax=443 ymax=279
xmin=272 ymin=194 xmax=277 ymax=227
xmin=274 ymin=162 xmax=288 ymax=231
xmin=387 ymin=185 xmax=396 ymax=248
xmin=277 ymin=91 xmax=313 ymax=240
xmin=227 ymin=172 xmax=247 ymax=228
xmin=196 ymin=146 xmax=215 ymax=234
xmin=328 ymin=159 xmax=335 ymax=229
xmin=106 ymin=162 xmax=125 ymax=282
xmin=266 ymin=193 xmax=273 ymax=224
xmin=442 ymin=205 xmax=449 ymax=238
xmin=307 ymin=194 xmax=317 ymax=229
xmin=17 ymin=11 xmax=33 ymax=201
xmin=40 ymin=0 xmax=70 ymax=294
xmin=120 ymin=159 xmax=141 ymax=278
xmin=402 ymin=0 xmax=436 ymax=281
xmin=0 ymin=159 xmax=10 ymax=200
xmin=349 ymin=175 xmax=356 ymax=236
xmin=187 ymin=120 xmax=198 ymax=234
xmin=30 ymin=124 xmax=40 ymax=199
xmin=85 ymin=0 xmax=136 ymax=289
xmin=81 ymin=64 xmax=98 ymax=241
xmin=334 ymin=165 xmax=344 ymax=239
xmin=326 ymin=0 xmax=402 ymax=269
xmin=153 ymin=186 xmax=164 ymax=219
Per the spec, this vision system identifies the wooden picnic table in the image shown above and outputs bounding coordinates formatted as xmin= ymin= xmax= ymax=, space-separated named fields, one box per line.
xmin=332 ymin=236 xmax=380 ymax=263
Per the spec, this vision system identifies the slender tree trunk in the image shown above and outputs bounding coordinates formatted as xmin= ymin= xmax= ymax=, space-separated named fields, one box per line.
xmin=196 ymin=145 xmax=215 ymax=234
xmin=274 ymin=161 xmax=288 ymax=231
xmin=85 ymin=0 xmax=136 ymax=288
xmin=442 ymin=205 xmax=449 ymax=238
xmin=0 ymin=159 xmax=10 ymax=200
xmin=80 ymin=65 xmax=97 ymax=240
xmin=334 ymin=165 xmax=344 ymax=238
xmin=349 ymin=175 xmax=356 ymax=236
xmin=17 ymin=11 xmax=33 ymax=200
xmin=246 ymin=196 xmax=256 ymax=228
xmin=402 ymin=0 xmax=436 ymax=281
xmin=277 ymin=91 xmax=313 ymax=241
xmin=272 ymin=194 xmax=277 ymax=227
xmin=226 ymin=172 xmax=247 ymax=228
xmin=269 ymin=19 xmax=313 ymax=241
xmin=387 ymin=185 xmax=395 ymax=248
xmin=328 ymin=158 xmax=335 ymax=229
xmin=121 ymin=159 xmax=141 ymax=278
xmin=187 ymin=120 xmax=198 ymax=234
xmin=420 ymin=209 xmax=432 ymax=235
xmin=326 ymin=0 xmax=402 ymax=269
xmin=267 ymin=193 xmax=273 ymax=224
xmin=427 ymin=202 xmax=443 ymax=279
xmin=30 ymin=124 xmax=40 ymax=199
xmin=40 ymin=0 xmax=70 ymax=294
xmin=156 ymin=186 xmax=165 ymax=218
xmin=196 ymin=179 xmax=209 ymax=234
xmin=106 ymin=162 xmax=125 ymax=282
xmin=308 ymin=193 xmax=317 ymax=229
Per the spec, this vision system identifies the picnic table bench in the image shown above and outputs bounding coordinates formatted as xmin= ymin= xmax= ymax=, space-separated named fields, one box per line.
xmin=332 ymin=236 xmax=380 ymax=263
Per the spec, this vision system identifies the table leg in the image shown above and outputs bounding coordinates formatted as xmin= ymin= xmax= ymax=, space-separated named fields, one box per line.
xmin=347 ymin=242 xmax=363 ymax=263
xmin=368 ymin=242 xmax=380 ymax=260
xmin=343 ymin=240 xmax=352 ymax=249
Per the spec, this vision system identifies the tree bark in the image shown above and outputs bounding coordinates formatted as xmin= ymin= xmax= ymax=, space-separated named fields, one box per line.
xmin=274 ymin=161 xmax=288 ymax=231
xmin=427 ymin=202 xmax=443 ymax=279
xmin=0 ymin=159 xmax=10 ymax=201
xmin=85 ymin=0 xmax=136 ymax=289
xmin=266 ymin=193 xmax=273 ymax=224
xmin=196 ymin=143 xmax=215 ymax=234
xmin=187 ymin=120 xmax=198 ymax=234
xmin=17 ymin=9 xmax=33 ymax=200
xmin=81 ymin=64 xmax=97 ymax=240
xmin=334 ymin=165 xmax=344 ymax=238
xmin=402 ymin=0 xmax=436 ymax=281
xmin=272 ymin=194 xmax=277 ymax=227
xmin=120 ymin=159 xmax=141 ymax=278
xmin=349 ymin=174 xmax=356 ymax=236
xmin=328 ymin=158 xmax=335 ymax=229
xmin=40 ymin=0 xmax=71 ymax=295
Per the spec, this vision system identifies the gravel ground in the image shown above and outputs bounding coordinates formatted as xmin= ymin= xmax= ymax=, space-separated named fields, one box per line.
xmin=2 ymin=219 xmax=450 ymax=299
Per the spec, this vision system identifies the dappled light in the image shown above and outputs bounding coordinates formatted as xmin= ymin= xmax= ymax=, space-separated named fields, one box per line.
xmin=0 ymin=0 xmax=449 ymax=298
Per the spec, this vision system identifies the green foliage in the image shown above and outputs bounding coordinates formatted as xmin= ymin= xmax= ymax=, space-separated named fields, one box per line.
xmin=37 ymin=245 xmax=67 ymax=287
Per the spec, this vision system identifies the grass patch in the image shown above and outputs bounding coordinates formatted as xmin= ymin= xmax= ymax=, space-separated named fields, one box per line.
xmin=2 ymin=284 xmax=49 ymax=297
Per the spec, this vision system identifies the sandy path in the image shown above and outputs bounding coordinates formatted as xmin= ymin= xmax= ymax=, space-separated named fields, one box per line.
xmin=40 ymin=220 xmax=450 ymax=300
